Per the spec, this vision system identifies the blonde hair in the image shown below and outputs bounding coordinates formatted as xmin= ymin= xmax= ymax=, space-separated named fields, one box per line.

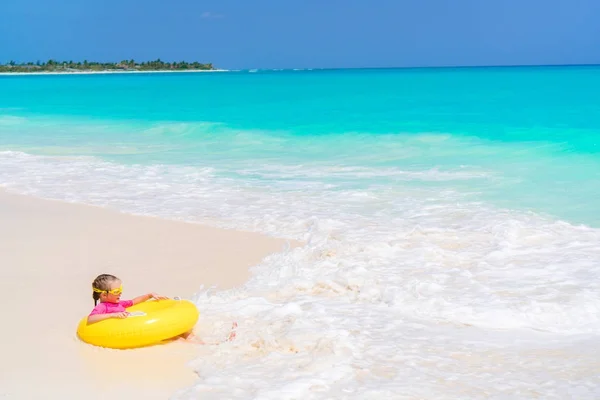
xmin=92 ymin=274 xmax=119 ymax=305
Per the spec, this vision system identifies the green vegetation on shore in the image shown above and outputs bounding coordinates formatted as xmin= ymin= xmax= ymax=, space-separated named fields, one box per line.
xmin=0 ymin=59 xmax=214 ymax=73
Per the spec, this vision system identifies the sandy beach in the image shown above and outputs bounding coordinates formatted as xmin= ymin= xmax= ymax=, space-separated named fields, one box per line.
xmin=0 ymin=190 xmax=293 ymax=399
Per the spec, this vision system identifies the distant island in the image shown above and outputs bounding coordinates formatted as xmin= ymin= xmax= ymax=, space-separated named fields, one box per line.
xmin=0 ymin=59 xmax=215 ymax=73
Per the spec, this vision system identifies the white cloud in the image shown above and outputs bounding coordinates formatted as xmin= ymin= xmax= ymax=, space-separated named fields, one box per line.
xmin=201 ymin=11 xmax=223 ymax=19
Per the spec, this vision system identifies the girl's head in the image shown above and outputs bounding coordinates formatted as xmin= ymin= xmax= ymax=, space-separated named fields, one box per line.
xmin=92 ymin=274 xmax=123 ymax=305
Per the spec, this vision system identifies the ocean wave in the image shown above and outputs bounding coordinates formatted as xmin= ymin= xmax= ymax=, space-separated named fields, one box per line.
xmin=237 ymin=164 xmax=492 ymax=181
xmin=1 ymin=146 xmax=599 ymax=399
xmin=1 ymin=150 xmax=599 ymax=335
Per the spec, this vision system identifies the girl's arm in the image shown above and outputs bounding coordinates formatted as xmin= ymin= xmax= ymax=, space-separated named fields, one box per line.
xmin=131 ymin=292 xmax=168 ymax=305
xmin=87 ymin=312 xmax=128 ymax=324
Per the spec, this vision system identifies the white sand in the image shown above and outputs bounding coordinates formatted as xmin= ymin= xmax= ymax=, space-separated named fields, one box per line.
xmin=0 ymin=190 xmax=293 ymax=399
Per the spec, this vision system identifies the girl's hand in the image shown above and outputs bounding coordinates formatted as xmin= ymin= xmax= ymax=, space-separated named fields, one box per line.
xmin=150 ymin=292 xmax=168 ymax=300
xmin=112 ymin=312 xmax=129 ymax=319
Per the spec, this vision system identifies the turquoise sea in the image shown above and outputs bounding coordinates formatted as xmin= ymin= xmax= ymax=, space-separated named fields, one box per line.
xmin=1 ymin=67 xmax=599 ymax=398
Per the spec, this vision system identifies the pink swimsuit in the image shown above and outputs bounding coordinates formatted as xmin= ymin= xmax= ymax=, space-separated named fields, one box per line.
xmin=89 ymin=300 xmax=134 ymax=316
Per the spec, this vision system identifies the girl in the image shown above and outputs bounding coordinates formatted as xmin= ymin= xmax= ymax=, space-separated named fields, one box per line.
xmin=88 ymin=274 xmax=236 ymax=343
xmin=88 ymin=273 xmax=168 ymax=324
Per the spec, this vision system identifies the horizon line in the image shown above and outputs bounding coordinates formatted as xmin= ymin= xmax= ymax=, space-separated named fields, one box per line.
xmin=240 ymin=62 xmax=600 ymax=71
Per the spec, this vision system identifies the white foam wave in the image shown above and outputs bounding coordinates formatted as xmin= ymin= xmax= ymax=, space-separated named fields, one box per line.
xmin=1 ymin=150 xmax=599 ymax=398
xmin=2 ymin=150 xmax=599 ymax=332
xmin=238 ymin=164 xmax=491 ymax=181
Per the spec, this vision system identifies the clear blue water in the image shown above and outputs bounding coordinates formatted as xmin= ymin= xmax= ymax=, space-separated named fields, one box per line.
xmin=1 ymin=67 xmax=600 ymax=398
xmin=2 ymin=67 xmax=599 ymax=226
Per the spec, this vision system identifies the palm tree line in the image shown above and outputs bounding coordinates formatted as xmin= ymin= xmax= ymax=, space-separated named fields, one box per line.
xmin=0 ymin=59 xmax=214 ymax=73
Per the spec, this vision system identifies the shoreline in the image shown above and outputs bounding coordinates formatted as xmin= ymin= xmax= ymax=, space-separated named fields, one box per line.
xmin=0 ymin=69 xmax=229 ymax=76
xmin=0 ymin=189 xmax=298 ymax=399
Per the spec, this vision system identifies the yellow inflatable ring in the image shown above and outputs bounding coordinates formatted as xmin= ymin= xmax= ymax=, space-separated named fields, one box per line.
xmin=77 ymin=299 xmax=199 ymax=349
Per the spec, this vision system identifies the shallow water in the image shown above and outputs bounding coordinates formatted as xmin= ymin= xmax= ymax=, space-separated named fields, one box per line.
xmin=1 ymin=67 xmax=600 ymax=398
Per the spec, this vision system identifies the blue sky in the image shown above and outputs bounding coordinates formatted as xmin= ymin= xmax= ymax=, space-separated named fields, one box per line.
xmin=0 ymin=0 xmax=599 ymax=69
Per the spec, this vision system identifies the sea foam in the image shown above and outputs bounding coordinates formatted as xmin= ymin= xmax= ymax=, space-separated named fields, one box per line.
xmin=1 ymin=149 xmax=599 ymax=398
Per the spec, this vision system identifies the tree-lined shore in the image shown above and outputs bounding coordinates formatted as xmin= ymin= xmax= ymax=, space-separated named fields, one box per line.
xmin=0 ymin=59 xmax=214 ymax=73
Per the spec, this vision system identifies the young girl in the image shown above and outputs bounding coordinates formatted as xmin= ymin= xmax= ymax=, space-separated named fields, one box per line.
xmin=88 ymin=273 xmax=169 ymax=323
xmin=88 ymin=274 xmax=236 ymax=343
